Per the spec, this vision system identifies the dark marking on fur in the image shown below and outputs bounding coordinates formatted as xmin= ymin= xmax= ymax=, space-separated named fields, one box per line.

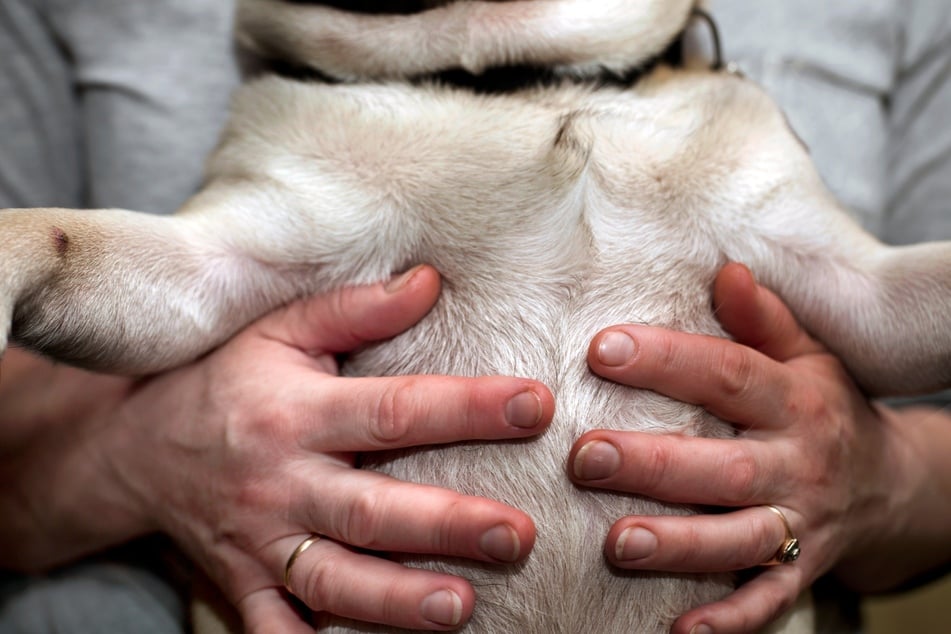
xmin=50 ymin=227 xmax=70 ymax=256
xmin=553 ymin=111 xmax=592 ymax=158
xmin=554 ymin=113 xmax=575 ymax=150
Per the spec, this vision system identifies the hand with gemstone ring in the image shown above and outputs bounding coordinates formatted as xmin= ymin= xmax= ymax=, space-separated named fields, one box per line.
xmin=570 ymin=262 xmax=951 ymax=634
xmin=0 ymin=265 xmax=553 ymax=632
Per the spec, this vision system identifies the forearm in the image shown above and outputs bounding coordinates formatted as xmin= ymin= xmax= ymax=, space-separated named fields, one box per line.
xmin=0 ymin=350 xmax=149 ymax=571
xmin=834 ymin=403 xmax=951 ymax=593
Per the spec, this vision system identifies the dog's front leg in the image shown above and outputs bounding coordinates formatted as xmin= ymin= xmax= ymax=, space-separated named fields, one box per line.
xmin=753 ymin=236 xmax=951 ymax=397
xmin=840 ymin=241 xmax=951 ymax=395
xmin=0 ymin=207 xmax=294 ymax=375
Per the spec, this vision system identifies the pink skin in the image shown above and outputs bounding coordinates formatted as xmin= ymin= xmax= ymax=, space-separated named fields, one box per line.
xmin=0 ymin=265 xmax=552 ymax=632
xmin=6 ymin=262 xmax=950 ymax=631
xmin=572 ymin=263 xmax=951 ymax=633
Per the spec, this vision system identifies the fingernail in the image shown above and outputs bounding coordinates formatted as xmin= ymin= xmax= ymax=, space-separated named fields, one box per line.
xmin=597 ymin=331 xmax=636 ymax=366
xmin=384 ymin=265 xmax=421 ymax=293
xmin=505 ymin=391 xmax=543 ymax=428
xmin=480 ymin=524 xmax=521 ymax=562
xmin=615 ymin=526 xmax=657 ymax=561
xmin=420 ymin=589 xmax=463 ymax=626
xmin=690 ymin=625 xmax=714 ymax=634
xmin=573 ymin=441 xmax=620 ymax=480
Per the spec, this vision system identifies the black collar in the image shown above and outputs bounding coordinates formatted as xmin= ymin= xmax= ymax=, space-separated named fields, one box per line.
xmin=417 ymin=36 xmax=685 ymax=94
xmin=265 ymin=35 xmax=683 ymax=93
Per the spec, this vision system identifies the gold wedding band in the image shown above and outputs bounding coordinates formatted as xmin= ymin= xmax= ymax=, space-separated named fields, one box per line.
xmin=284 ymin=534 xmax=321 ymax=591
xmin=762 ymin=505 xmax=800 ymax=566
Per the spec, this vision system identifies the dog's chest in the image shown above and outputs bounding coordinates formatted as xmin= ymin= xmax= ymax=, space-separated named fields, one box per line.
xmin=212 ymin=74 xmax=742 ymax=434
xmin=226 ymin=76 xmax=729 ymax=316
xmin=258 ymin=79 xmax=732 ymax=433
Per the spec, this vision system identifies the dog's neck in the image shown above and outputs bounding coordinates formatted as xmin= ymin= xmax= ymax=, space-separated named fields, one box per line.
xmin=239 ymin=0 xmax=701 ymax=85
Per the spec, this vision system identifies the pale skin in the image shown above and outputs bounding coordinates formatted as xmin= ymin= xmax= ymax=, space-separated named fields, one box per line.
xmin=3 ymin=263 xmax=951 ymax=632
xmin=572 ymin=263 xmax=951 ymax=634
xmin=0 ymin=265 xmax=554 ymax=631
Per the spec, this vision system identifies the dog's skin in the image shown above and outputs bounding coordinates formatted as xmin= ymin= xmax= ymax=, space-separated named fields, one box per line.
xmin=2 ymin=0 xmax=951 ymax=632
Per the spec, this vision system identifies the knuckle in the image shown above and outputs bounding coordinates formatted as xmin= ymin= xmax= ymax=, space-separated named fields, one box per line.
xmin=653 ymin=333 xmax=681 ymax=372
xmin=794 ymin=381 xmax=829 ymax=421
xmin=322 ymin=287 xmax=365 ymax=344
xmin=750 ymin=514 xmax=782 ymax=564
xmin=714 ymin=347 xmax=756 ymax=400
xmin=719 ymin=447 xmax=760 ymax=505
xmin=256 ymin=403 xmax=296 ymax=439
xmin=370 ymin=381 xmax=417 ymax=445
xmin=232 ymin=478 xmax=270 ymax=516
xmin=302 ymin=549 xmax=344 ymax=612
xmin=759 ymin=584 xmax=798 ymax=626
xmin=669 ymin=523 xmax=705 ymax=568
xmin=733 ymin=592 xmax=787 ymax=634
xmin=772 ymin=590 xmax=797 ymax=617
xmin=221 ymin=383 xmax=298 ymax=443
xmin=380 ymin=582 xmax=406 ymax=625
xmin=435 ymin=495 xmax=470 ymax=553
xmin=326 ymin=286 xmax=354 ymax=324
xmin=342 ymin=484 xmax=388 ymax=547
xmin=641 ymin=441 xmax=676 ymax=491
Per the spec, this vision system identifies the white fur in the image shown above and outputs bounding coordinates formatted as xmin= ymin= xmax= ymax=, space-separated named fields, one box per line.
xmin=237 ymin=0 xmax=694 ymax=80
xmin=2 ymin=1 xmax=950 ymax=632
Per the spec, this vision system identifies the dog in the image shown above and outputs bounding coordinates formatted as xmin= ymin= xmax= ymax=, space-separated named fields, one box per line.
xmin=2 ymin=0 xmax=950 ymax=632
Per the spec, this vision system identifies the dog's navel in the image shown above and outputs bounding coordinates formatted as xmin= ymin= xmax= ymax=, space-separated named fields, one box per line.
xmin=50 ymin=226 xmax=70 ymax=257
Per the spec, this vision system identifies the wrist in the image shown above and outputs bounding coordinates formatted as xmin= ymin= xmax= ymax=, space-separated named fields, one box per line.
xmin=0 ymin=357 xmax=153 ymax=571
xmin=833 ymin=404 xmax=951 ymax=593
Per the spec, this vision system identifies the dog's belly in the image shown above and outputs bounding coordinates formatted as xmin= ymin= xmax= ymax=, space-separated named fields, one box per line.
xmin=336 ymin=286 xmax=735 ymax=633
xmin=325 ymin=182 xmax=737 ymax=630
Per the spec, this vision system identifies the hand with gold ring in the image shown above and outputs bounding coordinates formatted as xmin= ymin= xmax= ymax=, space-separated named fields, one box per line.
xmin=0 ymin=265 xmax=553 ymax=632
xmin=162 ymin=266 xmax=552 ymax=631
xmin=760 ymin=505 xmax=800 ymax=566
xmin=569 ymin=262 xmax=951 ymax=633
xmin=284 ymin=535 xmax=322 ymax=592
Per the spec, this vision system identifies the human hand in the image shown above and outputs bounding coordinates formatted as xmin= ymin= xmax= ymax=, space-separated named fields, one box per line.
xmin=568 ymin=263 xmax=939 ymax=633
xmin=101 ymin=265 xmax=553 ymax=632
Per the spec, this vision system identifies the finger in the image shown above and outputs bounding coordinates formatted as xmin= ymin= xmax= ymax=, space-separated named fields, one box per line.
xmin=240 ymin=587 xmax=315 ymax=634
xmin=713 ymin=262 xmax=824 ymax=361
xmin=275 ymin=534 xmax=475 ymax=630
xmin=568 ymin=430 xmax=790 ymax=506
xmin=299 ymin=467 xmax=536 ymax=563
xmin=301 ymin=375 xmax=554 ymax=451
xmin=670 ymin=566 xmax=806 ymax=634
xmin=587 ymin=324 xmax=797 ymax=429
xmin=255 ymin=264 xmax=441 ymax=353
xmin=603 ymin=506 xmax=792 ymax=572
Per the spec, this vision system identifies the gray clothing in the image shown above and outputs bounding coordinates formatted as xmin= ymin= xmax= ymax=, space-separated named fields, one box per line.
xmin=0 ymin=539 xmax=188 ymax=634
xmin=0 ymin=0 xmax=240 ymax=213
xmin=0 ymin=0 xmax=238 ymax=632
xmin=712 ymin=0 xmax=951 ymax=245
xmin=0 ymin=1 xmax=948 ymax=632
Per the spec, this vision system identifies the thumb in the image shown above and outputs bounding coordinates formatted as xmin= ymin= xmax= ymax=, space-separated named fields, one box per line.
xmin=714 ymin=262 xmax=823 ymax=362
xmin=254 ymin=264 xmax=441 ymax=354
